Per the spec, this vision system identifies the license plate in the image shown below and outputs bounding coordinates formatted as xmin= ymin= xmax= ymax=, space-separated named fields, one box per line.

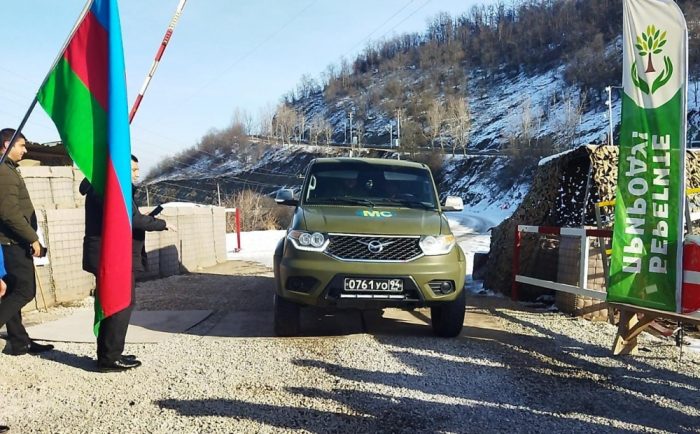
xmin=343 ymin=278 xmax=403 ymax=292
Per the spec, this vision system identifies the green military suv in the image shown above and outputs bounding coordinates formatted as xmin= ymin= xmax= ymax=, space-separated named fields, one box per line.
xmin=273 ymin=157 xmax=467 ymax=337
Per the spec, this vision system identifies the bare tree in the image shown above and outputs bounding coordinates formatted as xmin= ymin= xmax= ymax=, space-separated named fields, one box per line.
xmin=309 ymin=114 xmax=324 ymax=146
xmin=231 ymin=107 xmax=253 ymax=135
xmin=297 ymin=73 xmax=319 ymax=99
xmin=355 ymin=119 xmax=364 ymax=148
xmin=339 ymin=57 xmax=352 ymax=89
xmin=555 ymin=91 xmax=586 ymax=152
xmin=423 ymin=97 xmax=446 ymax=150
xmin=323 ymin=119 xmax=333 ymax=145
xmin=446 ymin=97 xmax=471 ymax=155
xmin=273 ymin=104 xmax=297 ymax=145
xmin=323 ymin=63 xmax=337 ymax=87
xmin=257 ymin=104 xmax=274 ymax=140
xmin=296 ymin=109 xmax=307 ymax=143
xmin=504 ymin=96 xmax=547 ymax=160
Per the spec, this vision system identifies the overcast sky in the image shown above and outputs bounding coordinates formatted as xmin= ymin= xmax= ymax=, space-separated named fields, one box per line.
xmin=0 ymin=0 xmax=493 ymax=173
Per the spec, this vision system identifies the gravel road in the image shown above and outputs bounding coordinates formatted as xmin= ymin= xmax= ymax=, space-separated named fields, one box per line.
xmin=1 ymin=261 xmax=699 ymax=433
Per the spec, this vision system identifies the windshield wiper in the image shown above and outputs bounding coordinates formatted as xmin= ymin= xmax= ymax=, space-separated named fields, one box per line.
xmin=312 ymin=197 xmax=375 ymax=207
xmin=379 ymin=198 xmax=434 ymax=210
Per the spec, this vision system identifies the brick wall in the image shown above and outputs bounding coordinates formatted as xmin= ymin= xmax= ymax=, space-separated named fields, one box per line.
xmin=16 ymin=166 xmax=227 ymax=312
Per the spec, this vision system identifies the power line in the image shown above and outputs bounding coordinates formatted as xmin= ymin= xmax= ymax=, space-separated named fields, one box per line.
xmin=338 ymin=0 xmax=417 ymax=61
xmin=373 ymin=0 xmax=435 ymax=43
xmin=146 ymin=0 xmax=319 ymax=129
xmin=0 ymin=66 xmax=39 ymax=85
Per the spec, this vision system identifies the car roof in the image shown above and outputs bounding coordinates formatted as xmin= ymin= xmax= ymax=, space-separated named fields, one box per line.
xmin=309 ymin=157 xmax=427 ymax=170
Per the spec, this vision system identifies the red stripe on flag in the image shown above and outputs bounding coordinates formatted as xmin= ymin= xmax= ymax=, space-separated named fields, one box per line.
xmin=97 ymin=159 xmax=132 ymax=317
xmin=64 ymin=11 xmax=110 ymax=112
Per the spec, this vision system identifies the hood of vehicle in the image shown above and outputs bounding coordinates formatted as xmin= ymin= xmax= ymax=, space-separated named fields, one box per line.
xmin=300 ymin=205 xmax=446 ymax=235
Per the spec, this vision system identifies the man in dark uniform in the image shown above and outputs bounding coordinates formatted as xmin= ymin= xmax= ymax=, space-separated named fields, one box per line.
xmin=80 ymin=154 xmax=174 ymax=372
xmin=0 ymin=128 xmax=53 ymax=356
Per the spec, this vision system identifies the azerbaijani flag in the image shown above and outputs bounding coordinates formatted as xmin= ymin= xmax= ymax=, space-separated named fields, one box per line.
xmin=37 ymin=0 xmax=133 ymax=334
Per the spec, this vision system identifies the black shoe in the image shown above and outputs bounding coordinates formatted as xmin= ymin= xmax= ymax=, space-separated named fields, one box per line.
xmin=10 ymin=341 xmax=54 ymax=356
xmin=98 ymin=358 xmax=142 ymax=373
xmin=0 ymin=425 xmax=9 ymax=433
xmin=122 ymin=354 xmax=137 ymax=361
xmin=28 ymin=342 xmax=54 ymax=354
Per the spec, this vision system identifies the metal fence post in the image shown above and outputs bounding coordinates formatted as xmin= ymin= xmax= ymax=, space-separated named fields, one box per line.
xmin=579 ymin=235 xmax=590 ymax=290
xmin=512 ymin=225 xmax=521 ymax=301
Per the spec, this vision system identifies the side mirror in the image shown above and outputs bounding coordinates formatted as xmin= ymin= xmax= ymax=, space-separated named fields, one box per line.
xmin=275 ymin=188 xmax=298 ymax=206
xmin=442 ymin=195 xmax=464 ymax=212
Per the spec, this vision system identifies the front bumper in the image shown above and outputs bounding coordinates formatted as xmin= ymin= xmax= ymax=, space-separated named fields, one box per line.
xmin=274 ymin=242 xmax=466 ymax=308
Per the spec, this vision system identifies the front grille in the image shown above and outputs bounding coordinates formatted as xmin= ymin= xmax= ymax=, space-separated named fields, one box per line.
xmin=325 ymin=235 xmax=422 ymax=262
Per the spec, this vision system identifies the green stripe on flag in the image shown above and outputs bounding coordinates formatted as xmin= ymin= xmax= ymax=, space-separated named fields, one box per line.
xmin=37 ymin=57 xmax=108 ymax=194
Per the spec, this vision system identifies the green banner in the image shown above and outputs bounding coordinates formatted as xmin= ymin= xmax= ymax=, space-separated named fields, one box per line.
xmin=608 ymin=0 xmax=687 ymax=312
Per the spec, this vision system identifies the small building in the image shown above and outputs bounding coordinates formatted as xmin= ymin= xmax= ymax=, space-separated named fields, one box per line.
xmin=19 ymin=141 xmax=73 ymax=167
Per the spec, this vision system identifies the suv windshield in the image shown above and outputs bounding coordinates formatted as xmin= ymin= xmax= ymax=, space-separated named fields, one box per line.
xmin=303 ymin=161 xmax=438 ymax=209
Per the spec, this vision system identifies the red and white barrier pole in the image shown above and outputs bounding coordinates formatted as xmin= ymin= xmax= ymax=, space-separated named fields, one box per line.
xmin=129 ymin=0 xmax=188 ymax=124
xmin=512 ymin=226 xmax=521 ymax=301
xmin=236 ymin=208 xmax=242 ymax=251
xmin=683 ymin=235 xmax=700 ymax=314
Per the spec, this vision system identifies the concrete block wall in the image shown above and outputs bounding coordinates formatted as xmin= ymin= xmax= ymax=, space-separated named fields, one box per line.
xmin=22 ymin=205 xmax=227 ymax=312
xmin=19 ymin=166 xmax=85 ymax=210
xmin=14 ymin=167 xmax=227 ymax=312
xmin=44 ymin=208 xmax=94 ymax=305
xmin=13 ymin=166 xmax=226 ymax=311
xmin=213 ymin=207 xmax=227 ymax=263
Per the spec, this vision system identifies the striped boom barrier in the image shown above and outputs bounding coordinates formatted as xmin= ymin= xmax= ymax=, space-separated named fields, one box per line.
xmin=512 ymin=225 xmax=613 ymax=302
xmin=683 ymin=235 xmax=700 ymax=315
xmin=128 ymin=0 xmax=188 ymax=123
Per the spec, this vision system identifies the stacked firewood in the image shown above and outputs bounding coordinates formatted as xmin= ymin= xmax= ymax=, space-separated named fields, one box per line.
xmin=483 ymin=146 xmax=700 ymax=296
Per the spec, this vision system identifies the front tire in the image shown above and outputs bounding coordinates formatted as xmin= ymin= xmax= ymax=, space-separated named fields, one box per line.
xmin=430 ymin=289 xmax=466 ymax=337
xmin=274 ymin=293 xmax=300 ymax=337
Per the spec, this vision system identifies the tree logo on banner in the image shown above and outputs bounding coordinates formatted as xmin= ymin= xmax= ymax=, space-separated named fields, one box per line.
xmin=632 ymin=25 xmax=673 ymax=94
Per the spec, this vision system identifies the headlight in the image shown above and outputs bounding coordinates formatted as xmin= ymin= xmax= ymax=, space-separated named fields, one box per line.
xmin=288 ymin=230 xmax=329 ymax=251
xmin=419 ymin=235 xmax=455 ymax=256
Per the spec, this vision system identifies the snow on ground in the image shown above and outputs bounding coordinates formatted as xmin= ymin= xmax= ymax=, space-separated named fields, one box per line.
xmin=227 ymin=229 xmax=285 ymax=268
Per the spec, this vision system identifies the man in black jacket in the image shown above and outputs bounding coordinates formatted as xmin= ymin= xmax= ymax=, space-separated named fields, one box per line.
xmin=0 ymin=128 xmax=53 ymax=356
xmin=81 ymin=154 xmax=175 ymax=372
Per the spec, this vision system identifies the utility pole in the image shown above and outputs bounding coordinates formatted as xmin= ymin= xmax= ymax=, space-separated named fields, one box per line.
xmin=217 ymin=182 xmax=221 ymax=206
xmin=605 ymin=85 xmax=622 ymax=146
xmin=605 ymin=86 xmax=613 ymax=146
xmin=349 ymin=113 xmax=353 ymax=157
xmin=146 ymin=187 xmax=150 ymax=207
xmin=396 ymin=109 xmax=401 ymax=160
xmin=388 ymin=123 xmax=393 ymax=148
xmin=343 ymin=122 xmax=346 ymax=144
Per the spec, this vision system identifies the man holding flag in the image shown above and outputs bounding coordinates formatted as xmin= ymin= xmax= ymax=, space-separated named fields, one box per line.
xmin=29 ymin=0 xmax=139 ymax=369
xmin=81 ymin=154 xmax=173 ymax=372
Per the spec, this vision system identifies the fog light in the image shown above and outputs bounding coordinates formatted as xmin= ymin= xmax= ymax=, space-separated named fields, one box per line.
xmin=440 ymin=281 xmax=454 ymax=294
xmin=289 ymin=277 xmax=304 ymax=291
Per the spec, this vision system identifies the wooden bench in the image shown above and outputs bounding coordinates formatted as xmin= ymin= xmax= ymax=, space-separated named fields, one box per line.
xmin=609 ymin=302 xmax=700 ymax=355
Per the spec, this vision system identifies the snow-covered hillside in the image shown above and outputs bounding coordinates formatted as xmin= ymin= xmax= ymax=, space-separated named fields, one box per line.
xmin=295 ymin=67 xmax=700 ymax=152
xmin=143 ymin=64 xmax=700 ymax=215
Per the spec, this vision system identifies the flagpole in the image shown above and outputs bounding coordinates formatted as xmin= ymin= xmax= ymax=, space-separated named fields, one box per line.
xmin=128 ymin=0 xmax=188 ymax=124
xmin=0 ymin=0 xmax=95 ymax=167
